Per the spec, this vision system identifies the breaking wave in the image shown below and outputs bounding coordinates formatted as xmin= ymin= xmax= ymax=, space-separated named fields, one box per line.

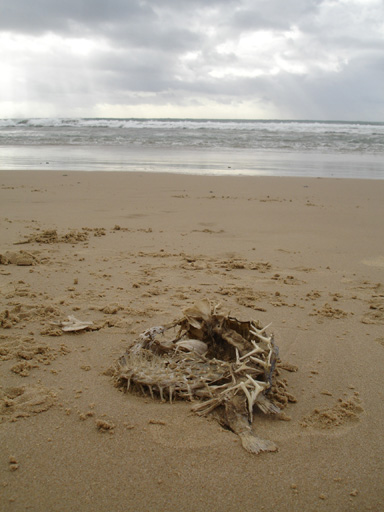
xmin=1 ymin=118 xmax=383 ymax=155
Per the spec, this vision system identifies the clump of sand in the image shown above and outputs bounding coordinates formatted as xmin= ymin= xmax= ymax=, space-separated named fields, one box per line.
xmin=0 ymin=303 xmax=61 ymax=329
xmin=0 ymin=250 xmax=38 ymax=266
xmin=300 ymin=393 xmax=363 ymax=429
xmin=17 ymin=229 xmax=89 ymax=244
xmin=0 ymin=334 xmax=70 ymax=376
xmin=311 ymin=302 xmax=349 ymax=319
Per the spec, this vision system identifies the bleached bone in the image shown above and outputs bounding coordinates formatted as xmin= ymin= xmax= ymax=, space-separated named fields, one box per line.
xmin=50 ymin=315 xmax=93 ymax=332
xmin=250 ymin=328 xmax=272 ymax=344
xmin=175 ymin=339 xmax=208 ymax=355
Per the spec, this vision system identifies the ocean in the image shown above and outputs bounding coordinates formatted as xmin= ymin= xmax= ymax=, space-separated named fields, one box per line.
xmin=0 ymin=118 xmax=383 ymax=179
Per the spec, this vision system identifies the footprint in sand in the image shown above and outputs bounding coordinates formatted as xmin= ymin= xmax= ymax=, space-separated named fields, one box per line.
xmin=361 ymin=297 xmax=384 ymax=325
xmin=0 ymin=385 xmax=56 ymax=423
xmin=362 ymin=256 xmax=384 ymax=268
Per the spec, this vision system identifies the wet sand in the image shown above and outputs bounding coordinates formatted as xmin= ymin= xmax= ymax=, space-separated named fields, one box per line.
xmin=1 ymin=171 xmax=384 ymax=511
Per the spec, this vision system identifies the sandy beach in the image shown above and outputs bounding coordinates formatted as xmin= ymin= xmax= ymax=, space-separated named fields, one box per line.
xmin=1 ymin=170 xmax=383 ymax=512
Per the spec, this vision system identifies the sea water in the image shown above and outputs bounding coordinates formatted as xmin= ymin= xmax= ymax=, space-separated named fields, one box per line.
xmin=0 ymin=118 xmax=383 ymax=178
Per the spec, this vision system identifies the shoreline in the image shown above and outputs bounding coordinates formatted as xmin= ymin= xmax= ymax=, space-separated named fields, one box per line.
xmin=1 ymin=144 xmax=383 ymax=179
xmin=1 ymin=170 xmax=383 ymax=511
xmin=1 ymin=168 xmax=384 ymax=180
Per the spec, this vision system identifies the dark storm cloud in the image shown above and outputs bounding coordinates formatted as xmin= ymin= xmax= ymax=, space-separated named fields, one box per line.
xmin=0 ymin=0 xmax=319 ymax=47
xmin=0 ymin=0 xmax=151 ymax=35
xmin=0 ymin=0 xmax=201 ymax=54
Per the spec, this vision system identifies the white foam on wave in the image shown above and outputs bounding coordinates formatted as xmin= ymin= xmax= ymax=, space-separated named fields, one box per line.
xmin=1 ymin=117 xmax=383 ymax=133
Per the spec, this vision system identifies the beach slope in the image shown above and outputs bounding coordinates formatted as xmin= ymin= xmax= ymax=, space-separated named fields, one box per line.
xmin=1 ymin=171 xmax=383 ymax=511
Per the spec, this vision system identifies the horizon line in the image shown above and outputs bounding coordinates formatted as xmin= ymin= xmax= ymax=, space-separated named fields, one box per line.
xmin=1 ymin=117 xmax=383 ymax=124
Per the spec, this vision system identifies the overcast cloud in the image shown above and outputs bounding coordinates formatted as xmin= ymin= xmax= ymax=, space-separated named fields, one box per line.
xmin=1 ymin=0 xmax=383 ymax=120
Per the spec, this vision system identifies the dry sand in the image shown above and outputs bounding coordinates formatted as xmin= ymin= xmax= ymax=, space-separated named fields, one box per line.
xmin=1 ymin=171 xmax=383 ymax=511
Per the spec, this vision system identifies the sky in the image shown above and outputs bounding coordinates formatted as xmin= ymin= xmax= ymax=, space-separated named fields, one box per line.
xmin=1 ymin=0 xmax=383 ymax=121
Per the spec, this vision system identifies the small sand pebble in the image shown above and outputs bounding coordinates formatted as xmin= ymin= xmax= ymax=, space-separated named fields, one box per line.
xmin=148 ymin=419 xmax=166 ymax=425
xmin=350 ymin=489 xmax=359 ymax=497
xmin=319 ymin=493 xmax=327 ymax=500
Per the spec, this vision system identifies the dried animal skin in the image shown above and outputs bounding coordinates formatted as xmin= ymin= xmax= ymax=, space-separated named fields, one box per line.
xmin=115 ymin=299 xmax=296 ymax=454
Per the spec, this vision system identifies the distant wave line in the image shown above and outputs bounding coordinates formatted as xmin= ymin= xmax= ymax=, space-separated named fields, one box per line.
xmin=1 ymin=118 xmax=383 ymax=131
